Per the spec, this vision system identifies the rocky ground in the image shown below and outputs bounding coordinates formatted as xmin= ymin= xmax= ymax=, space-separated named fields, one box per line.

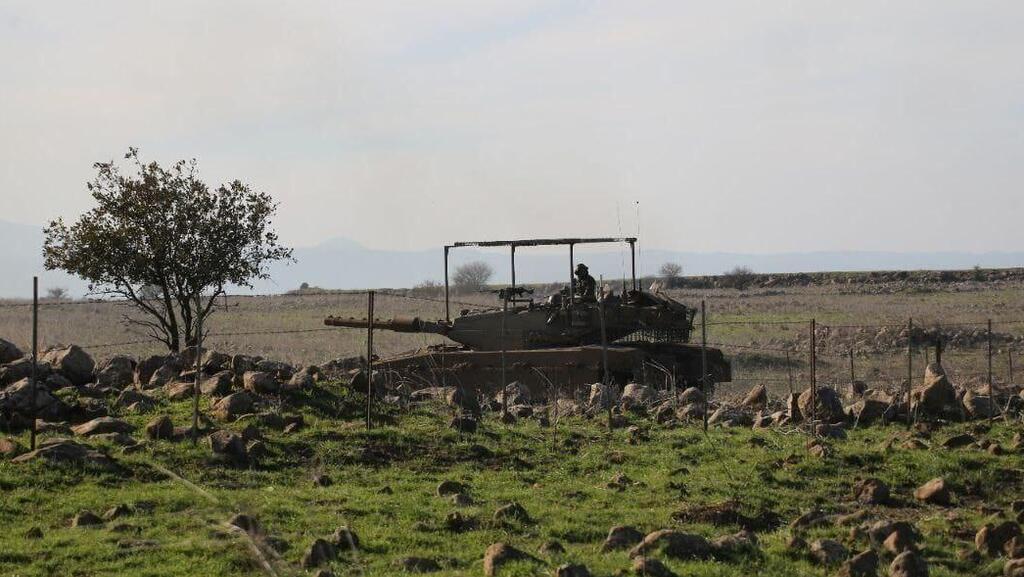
xmin=1 ymin=338 xmax=1024 ymax=577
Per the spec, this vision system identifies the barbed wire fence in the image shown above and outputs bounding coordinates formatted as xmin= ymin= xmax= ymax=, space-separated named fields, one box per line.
xmin=2 ymin=283 xmax=1022 ymax=438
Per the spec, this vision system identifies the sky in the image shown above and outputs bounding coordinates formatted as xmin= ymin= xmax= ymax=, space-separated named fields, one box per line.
xmin=1 ymin=1 xmax=1022 ymax=255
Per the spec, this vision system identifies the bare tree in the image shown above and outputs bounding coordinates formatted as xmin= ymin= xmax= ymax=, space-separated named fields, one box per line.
xmin=722 ymin=266 xmax=756 ymax=290
xmin=45 ymin=287 xmax=69 ymax=301
xmin=658 ymin=262 xmax=683 ymax=288
xmin=44 ymin=148 xmax=293 ymax=352
xmin=453 ymin=261 xmax=493 ymax=293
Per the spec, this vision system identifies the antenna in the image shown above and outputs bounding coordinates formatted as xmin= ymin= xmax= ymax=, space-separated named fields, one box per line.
xmin=634 ymin=201 xmax=641 ymax=287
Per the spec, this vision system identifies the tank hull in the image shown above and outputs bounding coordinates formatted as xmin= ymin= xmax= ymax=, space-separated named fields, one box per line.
xmin=367 ymin=343 xmax=731 ymax=395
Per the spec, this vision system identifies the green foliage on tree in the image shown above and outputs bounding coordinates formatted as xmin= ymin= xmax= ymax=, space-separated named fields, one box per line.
xmin=43 ymin=148 xmax=293 ymax=352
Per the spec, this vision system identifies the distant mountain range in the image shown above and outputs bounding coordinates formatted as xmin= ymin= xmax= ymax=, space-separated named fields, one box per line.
xmin=1 ymin=219 xmax=1021 ymax=297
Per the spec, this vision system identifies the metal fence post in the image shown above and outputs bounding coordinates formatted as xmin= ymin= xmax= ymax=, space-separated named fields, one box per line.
xmin=30 ymin=277 xmax=38 ymax=451
xmin=700 ymin=300 xmax=708 ymax=432
xmin=987 ymin=319 xmax=994 ymax=419
xmin=366 ymin=291 xmax=374 ymax=431
xmin=810 ymin=319 xmax=817 ymax=426
xmin=906 ymin=317 xmax=913 ymax=428
xmin=192 ymin=293 xmax=202 ymax=445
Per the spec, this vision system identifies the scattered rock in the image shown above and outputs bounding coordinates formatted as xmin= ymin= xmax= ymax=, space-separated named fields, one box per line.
xmin=395 ymin=556 xmax=441 ymax=573
xmin=72 ymin=510 xmax=104 ymax=527
xmin=854 ymin=478 xmax=891 ymax=505
xmin=889 ymin=551 xmax=929 ymax=577
xmin=165 ymin=381 xmax=195 ymax=401
xmin=449 ymin=415 xmax=478 ymax=433
xmin=332 ymin=525 xmax=360 ymax=551
xmin=1006 ymin=558 xmax=1024 ymax=577
xmin=103 ymin=504 xmax=132 ymax=521
xmin=740 ymin=384 xmax=768 ymax=410
xmin=976 ymin=522 xmax=1022 ymax=556
xmin=554 ymin=563 xmax=591 ymax=577
xmin=631 ymin=556 xmax=677 ymax=577
xmin=148 ymin=363 xmax=179 ymax=389
xmin=0 ymin=436 xmax=24 ymax=458
xmin=208 ymin=430 xmax=247 ymax=463
xmin=95 ymin=355 xmax=135 ymax=388
xmin=711 ymin=530 xmax=758 ymax=557
xmin=629 ymin=530 xmax=712 ymax=560
xmin=912 ymin=363 xmax=959 ymax=419
xmin=302 ymin=538 xmax=336 ymax=568
xmin=678 ymin=387 xmax=705 ymax=405
xmin=0 ymin=378 xmax=68 ymax=421
xmin=11 ymin=439 xmax=118 ymax=470
xmin=0 ymin=338 xmax=23 ymax=364
xmin=809 ymin=539 xmax=848 ymax=566
xmin=24 ymin=527 xmax=43 ymax=539
xmin=437 ymin=480 xmax=468 ymax=497
xmin=602 ymin=525 xmax=644 ymax=551
xmin=851 ymin=398 xmax=888 ymax=425
xmin=243 ymin=371 xmax=279 ymax=395
xmin=798 ymin=387 xmax=846 ymax=423
xmin=941 ymin=433 xmax=977 ymax=448
xmin=884 ymin=529 xmax=916 ymax=555
xmin=135 ymin=355 xmax=168 ymax=387
xmin=42 ymin=345 xmax=95 ymax=386
xmin=227 ymin=513 xmax=262 ymax=535
xmin=963 ymin=390 xmax=1000 ymax=419
xmin=483 ymin=542 xmax=530 ymax=576
xmin=211 ymin=392 xmax=254 ymax=421
xmin=201 ymin=371 xmax=234 ymax=396
xmin=607 ymin=472 xmax=634 ymax=491
xmin=447 ymin=386 xmax=481 ymax=417
xmin=451 ymin=493 xmax=473 ymax=507
xmin=285 ymin=365 xmax=318 ymax=390
xmin=493 ymin=502 xmax=531 ymax=523
xmin=914 ymin=478 xmax=951 ymax=505
xmin=866 ymin=520 xmax=917 ymax=547
xmin=71 ymin=417 xmax=134 ymax=437
xmin=539 ymin=540 xmax=565 ymax=557
xmin=838 ymin=549 xmax=879 ymax=577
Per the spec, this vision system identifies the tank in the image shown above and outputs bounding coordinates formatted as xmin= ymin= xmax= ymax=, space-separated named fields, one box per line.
xmin=325 ymin=244 xmax=732 ymax=394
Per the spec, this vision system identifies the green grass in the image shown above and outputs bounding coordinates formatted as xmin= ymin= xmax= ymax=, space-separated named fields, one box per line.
xmin=2 ymin=382 xmax=1021 ymax=576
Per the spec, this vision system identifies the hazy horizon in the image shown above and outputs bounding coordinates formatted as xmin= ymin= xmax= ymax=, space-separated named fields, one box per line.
xmin=2 ymin=1 xmax=1023 ymax=257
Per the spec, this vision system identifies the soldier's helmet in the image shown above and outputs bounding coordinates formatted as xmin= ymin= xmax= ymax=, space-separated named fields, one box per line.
xmin=575 ymin=263 xmax=589 ymax=275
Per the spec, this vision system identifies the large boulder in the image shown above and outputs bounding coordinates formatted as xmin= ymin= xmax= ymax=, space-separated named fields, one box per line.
xmin=629 ymin=530 xmax=712 ymax=560
xmin=255 ymin=359 xmax=294 ymax=381
xmin=447 ymin=386 xmax=481 ymax=417
xmin=588 ymin=383 xmax=617 ymax=410
xmin=962 ymin=390 xmax=1000 ymax=420
xmin=850 ymin=398 xmax=889 ymax=425
xmin=889 ymin=551 xmax=928 ymax=577
xmin=621 ymin=383 xmax=654 ymax=409
xmin=11 ymin=438 xmax=118 ymax=470
xmin=71 ymin=417 xmax=134 ymax=437
xmin=798 ymin=387 xmax=846 ymax=423
xmin=914 ymin=478 xmax=951 ymax=505
xmin=911 ymin=363 xmax=960 ymax=419
xmin=483 ymin=543 xmax=533 ymax=577
xmin=94 ymin=356 xmax=135 ymax=389
xmin=498 ymin=381 xmax=532 ymax=407
xmin=243 ymin=371 xmax=279 ymax=395
xmin=740 ymin=384 xmax=768 ymax=410
xmin=201 ymin=371 xmax=234 ymax=396
xmin=201 ymin=350 xmax=232 ymax=374
xmin=209 ymin=430 xmax=248 ymax=464
xmin=285 ymin=366 xmax=319 ymax=391
xmin=1 ymin=358 xmax=43 ymax=387
xmin=212 ymin=392 xmax=254 ymax=421
xmin=0 ymin=338 xmax=23 ymax=364
xmin=135 ymin=355 xmax=168 ymax=387
xmin=0 ymin=378 xmax=68 ymax=421
xmin=42 ymin=345 xmax=94 ymax=386
xmin=148 ymin=363 xmax=180 ymax=389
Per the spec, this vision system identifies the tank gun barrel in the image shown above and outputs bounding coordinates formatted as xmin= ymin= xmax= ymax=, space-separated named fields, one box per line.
xmin=323 ymin=315 xmax=450 ymax=335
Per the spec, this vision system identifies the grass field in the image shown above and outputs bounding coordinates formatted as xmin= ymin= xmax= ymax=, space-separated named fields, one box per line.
xmin=1 ymin=387 xmax=1022 ymax=577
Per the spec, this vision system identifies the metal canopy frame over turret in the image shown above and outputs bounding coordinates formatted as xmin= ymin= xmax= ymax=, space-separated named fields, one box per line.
xmin=442 ymin=237 xmax=638 ymax=322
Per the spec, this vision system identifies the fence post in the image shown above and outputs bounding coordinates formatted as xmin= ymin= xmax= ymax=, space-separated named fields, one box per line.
xmin=809 ymin=319 xmax=816 ymax=427
xmin=987 ymin=319 xmax=994 ymax=420
xmin=30 ymin=277 xmax=38 ymax=451
xmin=191 ymin=294 xmax=202 ymax=445
xmin=701 ymin=300 xmax=708 ymax=432
xmin=848 ymin=348 xmax=855 ymax=392
xmin=785 ymin=349 xmax=794 ymax=399
xmin=906 ymin=317 xmax=913 ymax=428
xmin=1009 ymin=348 xmax=1014 ymax=385
xmin=366 ymin=291 xmax=374 ymax=431
xmin=598 ymin=279 xmax=612 ymax=430
xmin=501 ymin=291 xmax=509 ymax=422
